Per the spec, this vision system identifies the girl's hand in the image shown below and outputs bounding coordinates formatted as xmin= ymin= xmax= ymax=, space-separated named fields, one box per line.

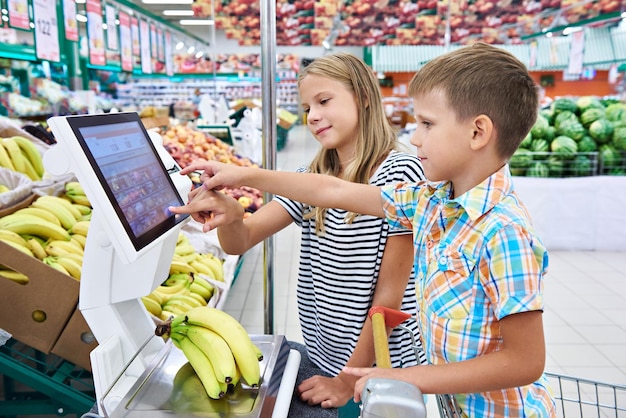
xmin=169 ymin=187 xmax=244 ymax=232
xmin=297 ymin=375 xmax=353 ymax=409
xmin=178 ymin=160 xmax=250 ymax=191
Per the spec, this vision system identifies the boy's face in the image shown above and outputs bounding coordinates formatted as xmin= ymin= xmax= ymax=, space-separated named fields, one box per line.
xmin=299 ymin=74 xmax=359 ymax=157
xmin=411 ymin=90 xmax=475 ymax=184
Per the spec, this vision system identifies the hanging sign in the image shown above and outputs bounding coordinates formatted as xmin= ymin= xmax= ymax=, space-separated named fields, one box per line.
xmin=105 ymin=4 xmax=118 ymax=51
xmin=63 ymin=0 xmax=78 ymax=41
xmin=131 ymin=17 xmax=140 ymax=57
xmin=86 ymin=0 xmax=105 ymax=66
xmin=150 ymin=23 xmax=158 ymax=58
xmin=33 ymin=0 xmax=60 ymax=62
xmin=8 ymin=0 xmax=30 ymax=30
xmin=165 ymin=31 xmax=173 ymax=76
xmin=567 ymin=30 xmax=585 ymax=75
xmin=140 ymin=19 xmax=152 ymax=74
xmin=119 ymin=11 xmax=132 ymax=72
xmin=157 ymin=27 xmax=164 ymax=62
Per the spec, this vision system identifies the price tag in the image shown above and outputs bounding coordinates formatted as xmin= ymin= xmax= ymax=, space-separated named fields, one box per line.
xmin=33 ymin=0 xmax=60 ymax=62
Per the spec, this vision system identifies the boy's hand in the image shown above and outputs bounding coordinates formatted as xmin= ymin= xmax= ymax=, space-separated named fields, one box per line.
xmin=169 ymin=187 xmax=244 ymax=232
xmin=342 ymin=366 xmax=399 ymax=403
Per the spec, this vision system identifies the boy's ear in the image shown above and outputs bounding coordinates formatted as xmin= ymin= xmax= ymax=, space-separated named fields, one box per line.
xmin=470 ymin=114 xmax=494 ymax=151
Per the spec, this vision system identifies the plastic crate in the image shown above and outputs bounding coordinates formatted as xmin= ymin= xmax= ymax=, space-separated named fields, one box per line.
xmin=599 ymin=150 xmax=626 ymax=176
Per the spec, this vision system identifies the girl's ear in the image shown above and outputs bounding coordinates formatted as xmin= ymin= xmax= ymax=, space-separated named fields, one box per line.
xmin=470 ymin=114 xmax=494 ymax=151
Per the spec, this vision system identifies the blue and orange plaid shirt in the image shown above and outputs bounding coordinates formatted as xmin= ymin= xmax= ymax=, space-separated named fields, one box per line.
xmin=382 ymin=165 xmax=556 ymax=417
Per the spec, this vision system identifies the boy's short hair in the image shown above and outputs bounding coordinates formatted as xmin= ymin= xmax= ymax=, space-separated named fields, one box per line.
xmin=408 ymin=43 xmax=539 ymax=159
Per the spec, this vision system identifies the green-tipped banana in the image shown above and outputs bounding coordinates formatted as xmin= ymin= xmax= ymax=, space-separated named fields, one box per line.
xmin=36 ymin=195 xmax=82 ymax=219
xmin=178 ymin=336 xmax=225 ymax=399
xmin=190 ymin=281 xmax=214 ymax=301
xmin=177 ymin=324 xmax=237 ymax=385
xmin=64 ymin=181 xmax=85 ymax=195
xmin=43 ymin=256 xmax=70 ymax=276
xmin=180 ymin=306 xmax=261 ymax=388
xmin=0 ymin=214 xmax=71 ymax=241
xmin=14 ymin=207 xmax=62 ymax=226
xmin=31 ymin=199 xmax=77 ymax=230
xmin=12 ymin=136 xmax=44 ymax=178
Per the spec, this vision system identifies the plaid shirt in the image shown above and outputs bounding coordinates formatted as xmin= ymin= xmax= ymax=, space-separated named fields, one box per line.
xmin=382 ymin=165 xmax=556 ymax=417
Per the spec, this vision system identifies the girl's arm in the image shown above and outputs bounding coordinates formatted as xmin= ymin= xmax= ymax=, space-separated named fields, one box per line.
xmin=345 ymin=310 xmax=546 ymax=402
xmin=179 ymin=161 xmax=386 ymax=218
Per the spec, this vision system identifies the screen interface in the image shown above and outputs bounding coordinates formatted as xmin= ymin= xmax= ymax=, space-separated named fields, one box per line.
xmin=68 ymin=114 xmax=187 ymax=251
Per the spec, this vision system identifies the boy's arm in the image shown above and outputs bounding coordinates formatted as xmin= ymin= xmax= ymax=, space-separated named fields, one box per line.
xmin=179 ymin=160 xmax=386 ymax=218
xmin=345 ymin=310 xmax=546 ymax=402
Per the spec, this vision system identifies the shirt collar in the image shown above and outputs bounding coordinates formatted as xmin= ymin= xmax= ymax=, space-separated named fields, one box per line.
xmin=431 ymin=165 xmax=513 ymax=221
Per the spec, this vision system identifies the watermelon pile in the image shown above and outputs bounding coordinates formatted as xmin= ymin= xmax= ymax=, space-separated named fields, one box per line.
xmin=510 ymin=96 xmax=626 ymax=177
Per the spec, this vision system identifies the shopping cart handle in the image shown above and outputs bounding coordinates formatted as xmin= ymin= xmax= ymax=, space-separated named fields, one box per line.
xmin=369 ymin=306 xmax=412 ymax=369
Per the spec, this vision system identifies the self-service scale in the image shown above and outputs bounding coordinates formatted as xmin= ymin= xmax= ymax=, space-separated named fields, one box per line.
xmin=44 ymin=112 xmax=300 ymax=418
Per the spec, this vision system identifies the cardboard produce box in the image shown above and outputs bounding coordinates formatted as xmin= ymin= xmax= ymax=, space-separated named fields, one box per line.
xmin=51 ymin=307 xmax=98 ymax=371
xmin=0 ymin=240 xmax=79 ymax=354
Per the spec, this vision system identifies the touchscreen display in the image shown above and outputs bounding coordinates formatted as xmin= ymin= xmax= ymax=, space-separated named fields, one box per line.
xmin=67 ymin=113 xmax=187 ymax=251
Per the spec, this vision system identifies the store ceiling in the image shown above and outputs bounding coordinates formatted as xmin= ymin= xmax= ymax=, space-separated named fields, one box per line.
xmin=138 ymin=0 xmax=626 ymax=47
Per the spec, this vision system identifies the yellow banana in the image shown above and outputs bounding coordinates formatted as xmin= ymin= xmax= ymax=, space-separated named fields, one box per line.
xmin=173 ymin=307 xmax=261 ymax=388
xmin=168 ymin=293 xmax=204 ymax=309
xmin=0 ymin=142 xmax=15 ymax=170
xmin=70 ymin=220 xmax=90 ymax=236
xmin=190 ymin=281 xmax=214 ymax=302
xmin=20 ymin=156 xmax=40 ymax=181
xmin=55 ymin=256 xmax=82 ymax=280
xmin=177 ymin=232 xmax=190 ymax=246
xmin=31 ymin=199 xmax=77 ymax=230
xmin=0 ymin=238 xmax=34 ymax=257
xmin=0 ymin=213 xmax=70 ymax=242
xmin=66 ymin=193 xmax=91 ymax=207
xmin=45 ymin=240 xmax=83 ymax=257
xmin=162 ymin=303 xmax=188 ymax=316
xmin=43 ymin=256 xmax=70 ymax=276
xmin=186 ymin=288 xmax=209 ymax=306
xmin=181 ymin=253 xmax=199 ymax=264
xmin=170 ymin=362 xmax=230 ymax=414
xmin=27 ymin=238 xmax=48 ymax=260
xmin=64 ymin=181 xmax=85 ymax=195
xmin=190 ymin=260 xmax=213 ymax=277
xmin=155 ymin=281 xmax=188 ymax=296
xmin=197 ymin=253 xmax=224 ymax=282
xmin=141 ymin=296 xmax=162 ymax=317
xmin=35 ymin=195 xmax=83 ymax=219
xmin=160 ymin=310 xmax=177 ymax=321
xmin=0 ymin=184 xmax=10 ymax=193
xmin=144 ymin=291 xmax=164 ymax=306
xmin=169 ymin=258 xmax=197 ymax=275
xmin=70 ymin=234 xmax=87 ymax=249
xmin=192 ymin=275 xmax=215 ymax=299
xmin=12 ymin=136 xmax=44 ymax=178
xmin=71 ymin=203 xmax=92 ymax=216
xmin=59 ymin=252 xmax=83 ymax=266
xmin=0 ymin=269 xmax=29 ymax=285
xmin=175 ymin=243 xmax=197 ymax=257
xmin=1 ymin=137 xmax=26 ymax=174
xmin=14 ymin=207 xmax=62 ymax=226
xmin=176 ymin=324 xmax=237 ymax=385
xmin=0 ymin=229 xmax=29 ymax=247
xmin=176 ymin=335 xmax=226 ymax=399
xmin=164 ymin=272 xmax=193 ymax=287
xmin=252 ymin=343 xmax=264 ymax=361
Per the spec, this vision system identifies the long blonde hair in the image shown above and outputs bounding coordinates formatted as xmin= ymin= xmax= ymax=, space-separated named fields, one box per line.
xmin=298 ymin=52 xmax=400 ymax=234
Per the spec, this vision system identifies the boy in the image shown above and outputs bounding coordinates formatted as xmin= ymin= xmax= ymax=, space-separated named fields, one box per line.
xmin=171 ymin=43 xmax=556 ymax=416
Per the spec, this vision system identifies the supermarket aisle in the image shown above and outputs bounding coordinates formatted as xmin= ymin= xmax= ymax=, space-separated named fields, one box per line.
xmin=222 ymin=124 xmax=626 ymax=409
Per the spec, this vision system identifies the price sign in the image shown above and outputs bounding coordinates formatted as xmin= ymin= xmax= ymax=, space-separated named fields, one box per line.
xmin=33 ymin=0 xmax=60 ymax=62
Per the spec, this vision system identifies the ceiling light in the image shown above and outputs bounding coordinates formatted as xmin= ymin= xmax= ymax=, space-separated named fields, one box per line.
xmin=562 ymin=26 xmax=583 ymax=35
xmin=179 ymin=19 xmax=214 ymax=26
xmin=163 ymin=10 xmax=194 ymax=16
xmin=187 ymin=46 xmax=195 ymax=54
xmin=175 ymin=41 xmax=184 ymax=50
xmin=195 ymin=51 xmax=204 ymax=58
xmin=142 ymin=0 xmax=192 ymax=4
xmin=76 ymin=14 xmax=87 ymax=23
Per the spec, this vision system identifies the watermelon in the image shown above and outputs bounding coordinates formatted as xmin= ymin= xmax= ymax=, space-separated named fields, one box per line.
xmin=557 ymin=121 xmax=586 ymax=141
xmin=509 ymin=148 xmax=533 ymax=175
xmin=605 ymin=103 xmax=626 ymax=122
xmin=588 ymin=119 xmax=614 ymax=144
xmin=570 ymin=154 xmax=594 ymax=177
xmin=526 ymin=161 xmax=550 ymax=177
xmin=530 ymin=139 xmax=550 ymax=159
xmin=577 ymin=135 xmax=598 ymax=153
xmin=580 ymin=107 xmax=605 ymax=128
xmin=551 ymin=135 xmax=578 ymax=159
xmin=599 ymin=145 xmax=622 ymax=174
xmin=612 ymin=126 xmax=626 ymax=151
xmin=576 ymin=96 xmax=605 ymax=114
xmin=554 ymin=111 xmax=578 ymax=130
xmin=544 ymin=126 xmax=556 ymax=142
xmin=520 ymin=131 xmax=533 ymax=149
xmin=551 ymin=98 xmax=578 ymax=115
xmin=547 ymin=156 xmax=565 ymax=177
xmin=530 ymin=115 xmax=550 ymax=139
xmin=539 ymin=109 xmax=554 ymax=125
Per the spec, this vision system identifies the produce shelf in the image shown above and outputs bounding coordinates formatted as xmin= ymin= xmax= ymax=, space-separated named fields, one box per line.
xmin=0 ymin=338 xmax=96 ymax=417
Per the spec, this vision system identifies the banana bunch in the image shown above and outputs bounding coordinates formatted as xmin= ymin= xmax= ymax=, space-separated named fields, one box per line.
xmin=0 ymin=200 xmax=90 ymax=283
xmin=171 ymin=233 xmax=225 ymax=282
xmin=155 ymin=306 xmax=263 ymax=401
xmin=63 ymin=181 xmax=92 ymax=209
xmin=0 ymin=136 xmax=45 ymax=181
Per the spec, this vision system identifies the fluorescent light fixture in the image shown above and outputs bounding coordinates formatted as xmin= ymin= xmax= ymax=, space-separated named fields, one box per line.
xmin=187 ymin=46 xmax=195 ymax=54
xmin=175 ymin=41 xmax=184 ymax=50
xmin=75 ymin=0 xmax=85 ymax=3
xmin=179 ymin=19 xmax=214 ymax=25
xmin=76 ymin=14 xmax=87 ymax=22
xmin=142 ymin=0 xmax=192 ymax=4
xmin=163 ymin=10 xmax=194 ymax=16
xmin=195 ymin=51 xmax=204 ymax=58
xmin=562 ymin=26 xmax=583 ymax=35
xmin=102 ymin=23 xmax=108 ymax=30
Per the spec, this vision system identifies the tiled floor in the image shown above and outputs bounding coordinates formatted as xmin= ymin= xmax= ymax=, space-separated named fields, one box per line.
xmin=222 ymin=124 xmax=626 ymax=415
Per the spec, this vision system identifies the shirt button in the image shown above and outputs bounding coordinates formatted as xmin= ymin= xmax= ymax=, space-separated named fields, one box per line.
xmin=426 ymin=241 xmax=434 ymax=249
xmin=438 ymin=256 xmax=447 ymax=265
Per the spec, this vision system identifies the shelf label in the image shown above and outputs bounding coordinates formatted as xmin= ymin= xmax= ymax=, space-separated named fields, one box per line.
xmin=33 ymin=0 xmax=60 ymax=62
xmin=7 ymin=0 xmax=30 ymax=30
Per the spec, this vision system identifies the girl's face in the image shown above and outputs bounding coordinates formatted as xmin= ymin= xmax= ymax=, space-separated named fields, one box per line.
xmin=411 ymin=90 xmax=474 ymax=185
xmin=299 ymin=74 xmax=359 ymax=157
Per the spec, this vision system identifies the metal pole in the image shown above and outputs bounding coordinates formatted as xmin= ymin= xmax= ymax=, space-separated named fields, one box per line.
xmin=260 ymin=0 xmax=277 ymax=335
xmin=444 ymin=0 xmax=452 ymax=52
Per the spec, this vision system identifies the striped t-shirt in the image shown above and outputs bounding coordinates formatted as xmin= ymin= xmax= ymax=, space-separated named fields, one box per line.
xmin=275 ymin=150 xmax=427 ymax=375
